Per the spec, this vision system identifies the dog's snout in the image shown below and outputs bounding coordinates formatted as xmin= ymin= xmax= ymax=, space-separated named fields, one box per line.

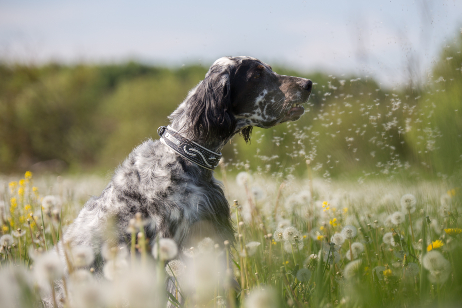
xmin=302 ymin=79 xmax=312 ymax=92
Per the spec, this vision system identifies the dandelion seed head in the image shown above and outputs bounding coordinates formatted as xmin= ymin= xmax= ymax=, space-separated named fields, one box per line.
xmin=0 ymin=234 xmax=14 ymax=246
xmin=296 ymin=268 xmax=312 ymax=282
xmin=331 ymin=233 xmax=345 ymax=246
xmin=71 ymin=245 xmax=95 ymax=268
xmin=391 ymin=211 xmax=405 ymax=225
xmin=273 ymin=228 xmax=285 ymax=242
xmin=34 ymin=251 xmax=64 ymax=288
xmin=103 ymin=258 xmax=128 ymax=281
xmin=245 ymin=241 xmax=261 ymax=256
xmin=282 ymin=226 xmax=300 ymax=242
xmin=236 ymin=172 xmax=252 ymax=187
xmin=41 ymin=196 xmax=62 ymax=211
xmin=401 ymin=194 xmax=417 ymax=213
xmin=422 ymin=251 xmax=449 ymax=272
xmin=244 ymin=287 xmax=278 ymax=308
xmin=341 ymin=225 xmax=357 ymax=239
xmin=344 ymin=260 xmax=362 ymax=279
xmin=165 ymin=259 xmax=186 ymax=277
xmin=277 ymin=219 xmax=292 ymax=230
xmin=152 ymin=238 xmax=178 ymax=260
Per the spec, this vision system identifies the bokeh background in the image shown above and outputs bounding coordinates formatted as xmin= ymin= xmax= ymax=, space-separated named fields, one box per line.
xmin=1 ymin=0 xmax=461 ymax=180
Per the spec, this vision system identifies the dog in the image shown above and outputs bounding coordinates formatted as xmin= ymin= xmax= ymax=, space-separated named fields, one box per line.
xmin=59 ymin=56 xmax=312 ymax=305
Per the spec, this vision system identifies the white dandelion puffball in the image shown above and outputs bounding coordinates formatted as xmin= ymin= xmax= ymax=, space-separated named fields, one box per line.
xmin=236 ymin=172 xmax=252 ymax=187
xmin=282 ymin=226 xmax=300 ymax=243
xmin=101 ymin=243 xmax=128 ymax=261
xmin=152 ymin=238 xmax=178 ymax=260
xmin=103 ymin=258 xmax=128 ymax=281
xmin=245 ymin=241 xmax=261 ymax=256
xmin=165 ymin=259 xmax=186 ymax=277
xmin=383 ymin=232 xmax=395 ymax=246
xmin=0 ymin=234 xmax=14 ymax=246
xmin=296 ymin=268 xmax=312 ymax=282
xmin=391 ymin=211 xmax=406 ymax=225
xmin=401 ymin=194 xmax=417 ymax=213
xmin=251 ymin=186 xmax=266 ymax=201
xmin=346 ymin=242 xmax=365 ymax=260
xmin=344 ymin=260 xmax=362 ymax=280
xmin=342 ymin=225 xmax=357 ymax=239
xmin=71 ymin=245 xmax=95 ymax=268
xmin=273 ymin=228 xmax=285 ymax=242
xmin=283 ymin=240 xmax=303 ymax=253
xmin=422 ymin=251 xmax=450 ymax=272
xmin=244 ymin=287 xmax=278 ymax=308
xmin=41 ymin=195 xmax=62 ymax=211
xmin=197 ymin=237 xmax=215 ymax=254
xmin=428 ymin=268 xmax=451 ymax=284
xmin=34 ymin=251 xmax=64 ymax=288
xmin=331 ymin=233 xmax=346 ymax=246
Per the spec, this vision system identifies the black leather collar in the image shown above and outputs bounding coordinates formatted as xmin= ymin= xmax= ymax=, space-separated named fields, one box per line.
xmin=157 ymin=126 xmax=222 ymax=170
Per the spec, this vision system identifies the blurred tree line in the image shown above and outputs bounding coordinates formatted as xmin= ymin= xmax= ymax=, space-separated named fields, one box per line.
xmin=0 ymin=32 xmax=461 ymax=179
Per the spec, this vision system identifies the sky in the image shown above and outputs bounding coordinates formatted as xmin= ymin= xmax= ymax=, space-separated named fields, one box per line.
xmin=1 ymin=0 xmax=461 ymax=87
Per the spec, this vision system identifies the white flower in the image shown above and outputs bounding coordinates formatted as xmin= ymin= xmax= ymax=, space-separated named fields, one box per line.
xmin=331 ymin=233 xmax=345 ymax=246
xmin=197 ymin=237 xmax=215 ymax=254
xmin=236 ymin=172 xmax=252 ymax=187
xmin=383 ymin=232 xmax=396 ymax=246
xmin=41 ymin=196 xmax=62 ymax=211
xmin=0 ymin=234 xmax=14 ymax=246
xmin=244 ymin=287 xmax=278 ymax=308
xmin=283 ymin=240 xmax=303 ymax=253
xmin=152 ymin=238 xmax=178 ymax=260
xmin=341 ymin=225 xmax=357 ymax=239
xmin=391 ymin=211 xmax=406 ymax=225
xmin=251 ymin=186 xmax=266 ymax=201
xmin=12 ymin=229 xmax=26 ymax=238
xmin=245 ymin=242 xmax=261 ymax=256
xmin=296 ymin=268 xmax=312 ymax=282
xmin=344 ymin=260 xmax=362 ymax=279
xmin=346 ymin=242 xmax=364 ymax=260
xmin=71 ymin=245 xmax=95 ymax=268
xmin=165 ymin=259 xmax=186 ymax=277
xmin=401 ymin=194 xmax=417 ymax=213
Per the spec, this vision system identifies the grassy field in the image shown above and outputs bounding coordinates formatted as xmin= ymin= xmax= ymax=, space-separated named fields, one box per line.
xmin=0 ymin=170 xmax=461 ymax=308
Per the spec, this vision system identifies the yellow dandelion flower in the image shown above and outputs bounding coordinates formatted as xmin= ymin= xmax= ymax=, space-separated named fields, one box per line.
xmin=2 ymin=225 xmax=9 ymax=232
xmin=320 ymin=226 xmax=325 ymax=231
xmin=19 ymin=179 xmax=25 ymax=187
xmin=303 ymin=235 xmax=307 ymax=239
xmin=9 ymin=181 xmax=17 ymax=193
xmin=447 ymin=189 xmax=456 ymax=197
xmin=329 ymin=218 xmax=338 ymax=227
xmin=322 ymin=201 xmax=329 ymax=207
xmin=383 ymin=269 xmax=392 ymax=277
xmin=343 ymin=208 xmax=348 ymax=213
xmin=316 ymin=235 xmax=324 ymax=241
xmin=25 ymin=171 xmax=32 ymax=179
xmin=427 ymin=239 xmax=444 ymax=251
xmin=444 ymin=228 xmax=462 ymax=236
xmin=24 ymin=204 xmax=32 ymax=212
xmin=285 ymin=261 xmax=289 ymax=264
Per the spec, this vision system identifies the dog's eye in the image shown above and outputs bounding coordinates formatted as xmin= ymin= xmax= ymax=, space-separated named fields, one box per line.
xmin=253 ymin=72 xmax=261 ymax=79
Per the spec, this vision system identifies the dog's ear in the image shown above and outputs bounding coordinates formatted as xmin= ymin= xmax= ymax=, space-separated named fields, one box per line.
xmin=188 ymin=71 xmax=236 ymax=141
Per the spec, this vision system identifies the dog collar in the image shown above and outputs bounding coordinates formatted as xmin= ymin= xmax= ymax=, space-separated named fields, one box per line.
xmin=157 ymin=126 xmax=222 ymax=171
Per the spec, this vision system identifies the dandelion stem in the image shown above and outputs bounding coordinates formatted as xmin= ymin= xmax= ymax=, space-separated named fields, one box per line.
xmin=408 ymin=210 xmax=415 ymax=242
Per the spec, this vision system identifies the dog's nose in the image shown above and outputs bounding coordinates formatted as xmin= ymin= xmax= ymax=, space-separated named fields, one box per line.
xmin=302 ymin=79 xmax=312 ymax=92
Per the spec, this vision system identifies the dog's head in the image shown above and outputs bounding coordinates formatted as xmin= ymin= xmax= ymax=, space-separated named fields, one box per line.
xmin=177 ymin=56 xmax=312 ymax=143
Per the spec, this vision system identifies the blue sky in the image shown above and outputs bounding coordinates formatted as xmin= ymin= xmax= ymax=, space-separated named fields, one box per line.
xmin=1 ymin=0 xmax=461 ymax=86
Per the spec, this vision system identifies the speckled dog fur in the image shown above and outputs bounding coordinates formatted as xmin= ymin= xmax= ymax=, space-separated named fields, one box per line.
xmin=49 ymin=56 xmax=312 ymax=306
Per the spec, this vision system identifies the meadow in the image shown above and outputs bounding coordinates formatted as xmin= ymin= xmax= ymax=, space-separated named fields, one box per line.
xmin=0 ymin=170 xmax=461 ymax=308
xmin=0 ymin=29 xmax=461 ymax=308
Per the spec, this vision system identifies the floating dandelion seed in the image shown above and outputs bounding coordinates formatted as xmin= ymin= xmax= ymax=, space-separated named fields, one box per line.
xmin=331 ymin=233 xmax=345 ymax=246
xmin=391 ymin=211 xmax=405 ymax=225
xmin=341 ymin=225 xmax=357 ymax=239
xmin=401 ymin=194 xmax=417 ymax=213
xmin=296 ymin=268 xmax=312 ymax=282
xmin=71 ymin=245 xmax=95 ymax=268
xmin=152 ymin=238 xmax=178 ymax=260
xmin=165 ymin=259 xmax=186 ymax=277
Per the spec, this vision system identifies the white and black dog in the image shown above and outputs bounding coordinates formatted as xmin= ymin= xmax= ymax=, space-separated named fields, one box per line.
xmin=61 ymin=56 xmax=312 ymax=302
